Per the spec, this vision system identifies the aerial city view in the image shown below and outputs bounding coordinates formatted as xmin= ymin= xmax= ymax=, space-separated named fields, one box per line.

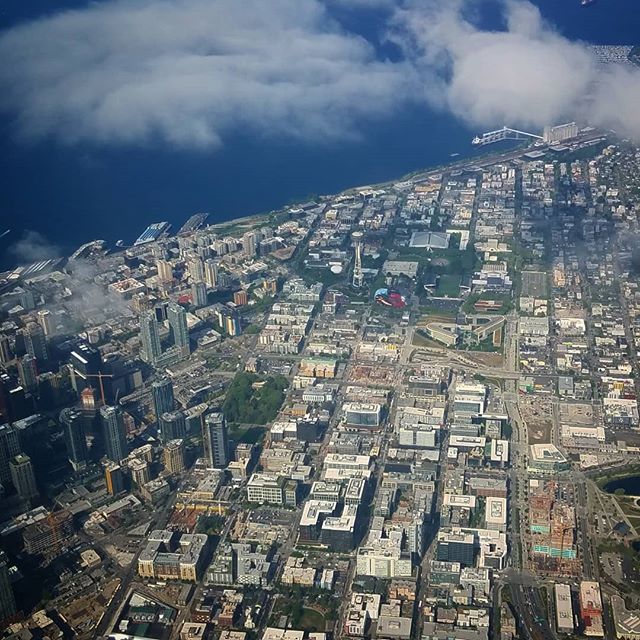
xmin=1 ymin=0 xmax=640 ymax=639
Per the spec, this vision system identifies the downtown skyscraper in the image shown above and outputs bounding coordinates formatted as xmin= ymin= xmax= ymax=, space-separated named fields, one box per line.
xmin=100 ymin=405 xmax=128 ymax=463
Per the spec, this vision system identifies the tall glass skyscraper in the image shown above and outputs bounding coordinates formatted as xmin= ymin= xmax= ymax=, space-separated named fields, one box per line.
xmin=60 ymin=407 xmax=88 ymax=471
xmin=152 ymin=377 xmax=175 ymax=420
xmin=10 ymin=454 xmax=38 ymax=501
xmin=100 ymin=405 xmax=128 ymax=462
xmin=0 ymin=424 xmax=20 ymax=487
xmin=159 ymin=410 xmax=187 ymax=443
xmin=139 ymin=311 xmax=162 ymax=364
xmin=0 ymin=550 xmax=16 ymax=624
xmin=167 ymin=303 xmax=190 ymax=355
xmin=24 ymin=322 xmax=48 ymax=362
xmin=203 ymin=411 xmax=228 ymax=468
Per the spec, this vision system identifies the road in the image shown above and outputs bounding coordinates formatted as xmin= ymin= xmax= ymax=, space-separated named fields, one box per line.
xmin=94 ymin=490 xmax=181 ymax=636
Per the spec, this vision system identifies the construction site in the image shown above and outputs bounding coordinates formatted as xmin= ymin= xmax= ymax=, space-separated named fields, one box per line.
xmin=528 ymin=480 xmax=581 ymax=576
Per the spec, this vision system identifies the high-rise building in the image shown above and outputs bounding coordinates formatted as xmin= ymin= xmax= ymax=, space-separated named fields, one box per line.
xmin=128 ymin=458 xmax=150 ymax=487
xmin=203 ymin=412 xmax=228 ymax=468
xmin=37 ymin=310 xmax=54 ymax=337
xmin=60 ymin=407 xmax=88 ymax=471
xmin=140 ymin=312 xmax=162 ymax=364
xmin=80 ymin=387 xmax=98 ymax=413
xmin=152 ymin=377 xmax=175 ymax=420
xmin=242 ymin=232 xmax=259 ymax=257
xmin=159 ymin=410 xmax=186 ymax=443
xmin=233 ymin=290 xmax=248 ymax=306
xmin=24 ymin=322 xmax=48 ymax=362
xmin=10 ymin=454 xmax=38 ymax=501
xmin=204 ymin=259 xmax=218 ymax=288
xmin=191 ymin=281 xmax=208 ymax=308
xmin=100 ymin=405 xmax=128 ymax=462
xmin=0 ymin=335 xmax=13 ymax=365
xmin=17 ymin=355 xmax=38 ymax=392
xmin=0 ymin=374 xmax=30 ymax=422
xmin=0 ymin=424 xmax=20 ymax=487
xmin=69 ymin=343 xmax=103 ymax=396
xmin=104 ymin=462 xmax=125 ymax=495
xmin=19 ymin=289 xmax=36 ymax=311
xmin=225 ymin=313 xmax=242 ymax=337
xmin=0 ymin=550 xmax=17 ymax=624
xmin=156 ymin=259 xmax=173 ymax=283
xmin=188 ymin=256 xmax=205 ymax=283
xmin=164 ymin=439 xmax=185 ymax=474
xmin=167 ymin=303 xmax=190 ymax=355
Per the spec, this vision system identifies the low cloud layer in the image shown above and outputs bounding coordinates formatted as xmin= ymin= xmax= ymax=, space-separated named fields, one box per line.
xmin=0 ymin=0 xmax=639 ymax=147
xmin=8 ymin=231 xmax=61 ymax=264
xmin=395 ymin=0 xmax=640 ymax=138
xmin=0 ymin=0 xmax=412 ymax=147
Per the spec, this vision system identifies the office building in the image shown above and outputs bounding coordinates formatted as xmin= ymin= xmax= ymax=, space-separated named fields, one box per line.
xmin=37 ymin=310 xmax=54 ymax=337
xmin=168 ymin=303 xmax=190 ymax=355
xmin=159 ymin=410 xmax=187 ymax=443
xmin=100 ymin=405 xmax=128 ymax=462
xmin=436 ymin=531 xmax=475 ymax=567
xmin=0 ymin=550 xmax=16 ymax=623
xmin=104 ymin=462 xmax=125 ymax=495
xmin=0 ymin=424 xmax=20 ymax=486
xmin=140 ymin=312 xmax=162 ymax=364
xmin=152 ymin=377 xmax=175 ymax=420
xmin=24 ymin=322 xmax=48 ymax=362
xmin=203 ymin=412 xmax=228 ymax=468
xmin=0 ymin=335 xmax=13 ymax=365
xmin=10 ymin=454 xmax=38 ymax=501
xmin=60 ymin=407 xmax=88 ymax=471
xmin=204 ymin=259 xmax=218 ymax=288
xmin=164 ymin=439 xmax=186 ymax=474
xmin=0 ymin=375 xmax=30 ymax=422
xmin=246 ymin=473 xmax=297 ymax=506
xmin=344 ymin=403 xmax=383 ymax=428
xmin=20 ymin=289 xmax=36 ymax=311
xmin=17 ymin=355 xmax=38 ymax=392
xmin=191 ymin=281 xmax=208 ymax=308
xmin=69 ymin=343 xmax=103 ymax=396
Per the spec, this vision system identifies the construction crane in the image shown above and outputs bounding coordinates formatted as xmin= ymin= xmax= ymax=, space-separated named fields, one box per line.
xmin=84 ymin=372 xmax=114 ymax=405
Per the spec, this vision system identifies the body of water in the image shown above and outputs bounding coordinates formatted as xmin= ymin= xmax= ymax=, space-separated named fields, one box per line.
xmin=603 ymin=476 xmax=640 ymax=496
xmin=0 ymin=0 xmax=638 ymax=266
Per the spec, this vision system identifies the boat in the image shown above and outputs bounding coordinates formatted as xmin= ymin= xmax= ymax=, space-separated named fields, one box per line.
xmin=581 ymin=0 xmax=596 ymax=6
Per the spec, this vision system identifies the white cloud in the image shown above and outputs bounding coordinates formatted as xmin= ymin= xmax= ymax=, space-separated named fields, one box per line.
xmin=395 ymin=0 xmax=640 ymax=138
xmin=0 ymin=0 xmax=413 ymax=147
xmin=1 ymin=0 xmax=639 ymax=148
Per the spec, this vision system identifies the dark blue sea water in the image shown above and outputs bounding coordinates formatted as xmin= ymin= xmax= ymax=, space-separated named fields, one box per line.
xmin=0 ymin=0 xmax=638 ymax=266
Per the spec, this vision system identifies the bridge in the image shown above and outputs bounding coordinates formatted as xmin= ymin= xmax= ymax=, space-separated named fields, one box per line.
xmin=472 ymin=126 xmax=543 ymax=146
